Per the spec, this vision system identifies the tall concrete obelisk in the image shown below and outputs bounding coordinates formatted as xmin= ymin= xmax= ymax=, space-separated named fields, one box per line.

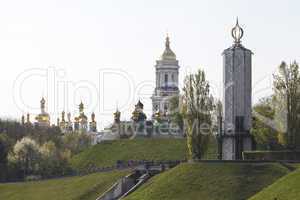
xmin=221 ymin=19 xmax=253 ymax=160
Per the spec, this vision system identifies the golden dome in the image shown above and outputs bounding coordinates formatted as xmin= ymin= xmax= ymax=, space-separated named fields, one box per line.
xmin=161 ymin=35 xmax=176 ymax=60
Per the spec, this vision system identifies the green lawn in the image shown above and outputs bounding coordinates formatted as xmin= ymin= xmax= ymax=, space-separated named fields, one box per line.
xmin=71 ymin=138 xmax=189 ymax=172
xmin=0 ymin=170 xmax=128 ymax=200
xmin=124 ymin=162 xmax=290 ymax=200
xmin=249 ymin=167 xmax=300 ymax=200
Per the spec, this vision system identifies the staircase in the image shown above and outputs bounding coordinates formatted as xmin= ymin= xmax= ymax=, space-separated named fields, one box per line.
xmin=96 ymin=161 xmax=181 ymax=200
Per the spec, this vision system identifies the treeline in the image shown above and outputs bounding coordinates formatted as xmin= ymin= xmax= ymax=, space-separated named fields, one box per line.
xmin=0 ymin=121 xmax=92 ymax=182
xmin=252 ymin=61 xmax=300 ymax=150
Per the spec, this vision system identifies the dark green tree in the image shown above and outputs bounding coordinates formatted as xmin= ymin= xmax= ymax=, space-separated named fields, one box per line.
xmin=0 ymin=133 xmax=9 ymax=181
xmin=0 ymin=133 xmax=9 ymax=164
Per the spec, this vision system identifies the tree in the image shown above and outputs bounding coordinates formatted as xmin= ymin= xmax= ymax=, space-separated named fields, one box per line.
xmin=39 ymin=141 xmax=72 ymax=178
xmin=169 ymin=95 xmax=184 ymax=132
xmin=62 ymin=132 xmax=91 ymax=155
xmin=0 ymin=133 xmax=9 ymax=165
xmin=182 ymin=69 xmax=214 ymax=159
xmin=251 ymin=97 xmax=281 ymax=150
xmin=273 ymin=61 xmax=300 ymax=149
xmin=0 ymin=119 xmax=25 ymax=144
xmin=0 ymin=133 xmax=9 ymax=181
xmin=0 ymin=119 xmax=75 ymax=180
xmin=39 ymin=141 xmax=57 ymax=177
xmin=12 ymin=137 xmax=41 ymax=176
xmin=211 ymin=99 xmax=222 ymax=134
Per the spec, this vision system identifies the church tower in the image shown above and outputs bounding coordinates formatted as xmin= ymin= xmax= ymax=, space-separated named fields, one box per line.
xmin=74 ymin=101 xmax=88 ymax=132
xmin=35 ymin=97 xmax=50 ymax=127
xmin=25 ymin=113 xmax=31 ymax=126
xmin=221 ymin=19 xmax=253 ymax=160
xmin=151 ymin=35 xmax=180 ymax=119
xmin=59 ymin=111 xmax=68 ymax=133
xmin=89 ymin=112 xmax=97 ymax=132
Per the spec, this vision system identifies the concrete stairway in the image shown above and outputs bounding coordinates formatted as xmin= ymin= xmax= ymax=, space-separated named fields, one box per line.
xmin=96 ymin=161 xmax=181 ymax=200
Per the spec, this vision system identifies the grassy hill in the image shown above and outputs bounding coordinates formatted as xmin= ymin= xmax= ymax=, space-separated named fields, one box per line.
xmin=71 ymin=138 xmax=188 ymax=172
xmin=0 ymin=158 xmax=295 ymax=200
xmin=0 ymin=170 xmax=128 ymax=200
xmin=249 ymin=167 xmax=300 ymax=200
xmin=124 ymin=162 xmax=290 ymax=200
xmin=71 ymin=138 xmax=218 ymax=172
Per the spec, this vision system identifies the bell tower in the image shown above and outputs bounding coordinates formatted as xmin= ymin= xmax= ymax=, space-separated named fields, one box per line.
xmin=221 ymin=19 xmax=253 ymax=160
xmin=151 ymin=34 xmax=180 ymax=119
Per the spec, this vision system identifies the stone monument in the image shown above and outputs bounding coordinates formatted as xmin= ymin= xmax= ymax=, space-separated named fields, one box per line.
xmin=221 ymin=19 xmax=253 ymax=160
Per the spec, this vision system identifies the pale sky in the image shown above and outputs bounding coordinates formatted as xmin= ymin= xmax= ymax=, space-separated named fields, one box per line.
xmin=0 ymin=0 xmax=299 ymax=129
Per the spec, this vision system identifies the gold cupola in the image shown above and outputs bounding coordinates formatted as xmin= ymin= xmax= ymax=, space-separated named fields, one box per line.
xmin=35 ymin=97 xmax=50 ymax=127
xmin=161 ymin=34 xmax=176 ymax=60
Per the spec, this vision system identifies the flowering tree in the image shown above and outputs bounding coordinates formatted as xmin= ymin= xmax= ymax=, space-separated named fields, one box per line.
xmin=12 ymin=137 xmax=41 ymax=176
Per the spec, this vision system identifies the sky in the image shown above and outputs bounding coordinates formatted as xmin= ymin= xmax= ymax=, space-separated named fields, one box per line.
xmin=0 ymin=0 xmax=299 ymax=129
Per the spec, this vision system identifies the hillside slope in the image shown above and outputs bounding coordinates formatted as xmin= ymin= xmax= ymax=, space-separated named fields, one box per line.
xmin=249 ymin=167 xmax=300 ymax=200
xmin=71 ymin=138 xmax=188 ymax=172
xmin=0 ymin=170 xmax=128 ymax=200
xmin=124 ymin=162 xmax=290 ymax=200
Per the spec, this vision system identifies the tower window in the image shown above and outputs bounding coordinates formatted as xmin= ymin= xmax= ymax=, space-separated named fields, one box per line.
xmin=164 ymin=74 xmax=168 ymax=86
xmin=171 ymin=74 xmax=175 ymax=82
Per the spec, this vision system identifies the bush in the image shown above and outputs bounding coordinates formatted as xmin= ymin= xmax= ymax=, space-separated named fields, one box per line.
xmin=243 ymin=151 xmax=300 ymax=161
xmin=25 ymin=175 xmax=42 ymax=182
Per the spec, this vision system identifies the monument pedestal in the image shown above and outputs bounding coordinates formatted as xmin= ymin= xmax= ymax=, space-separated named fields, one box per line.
xmin=221 ymin=132 xmax=253 ymax=160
